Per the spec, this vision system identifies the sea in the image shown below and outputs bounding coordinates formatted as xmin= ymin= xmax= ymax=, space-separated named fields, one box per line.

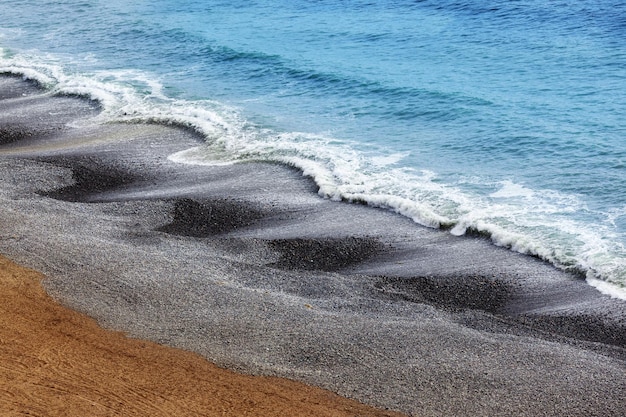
xmin=0 ymin=0 xmax=624 ymax=298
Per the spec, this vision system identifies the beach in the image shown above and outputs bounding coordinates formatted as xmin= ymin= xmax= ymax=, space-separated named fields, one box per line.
xmin=1 ymin=74 xmax=625 ymax=416
xmin=0 ymin=254 xmax=404 ymax=416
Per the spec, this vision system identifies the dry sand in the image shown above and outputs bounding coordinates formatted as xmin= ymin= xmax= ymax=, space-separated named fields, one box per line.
xmin=0 ymin=255 xmax=404 ymax=417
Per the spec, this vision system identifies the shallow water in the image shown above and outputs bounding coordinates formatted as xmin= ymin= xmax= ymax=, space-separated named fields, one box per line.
xmin=0 ymin=0 xmax=625 ymax=295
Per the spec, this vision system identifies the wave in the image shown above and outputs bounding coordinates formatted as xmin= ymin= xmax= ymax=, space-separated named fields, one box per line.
xmin=196 ymin=40 xmax=491 ymax=125
xmin=2 ymin=48 xmax=625 ymax=300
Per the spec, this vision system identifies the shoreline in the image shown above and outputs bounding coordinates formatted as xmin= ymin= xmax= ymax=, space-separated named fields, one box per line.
xmin=1 ymin=73 xmax=625 ymax=416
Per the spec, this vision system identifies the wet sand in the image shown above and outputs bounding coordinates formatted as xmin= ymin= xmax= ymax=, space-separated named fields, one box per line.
xmin=1 ymin=73 xmax=625 ymax=416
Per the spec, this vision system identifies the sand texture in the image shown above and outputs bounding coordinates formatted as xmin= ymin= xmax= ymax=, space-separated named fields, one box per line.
xmin=0 ymin=255 xmax=404 ymax=417
xmin=1 ymin=74 xmax=625 ymax=416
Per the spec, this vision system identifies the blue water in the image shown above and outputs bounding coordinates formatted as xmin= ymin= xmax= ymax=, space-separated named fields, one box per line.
xmin=1 ymin=0 xmax=625 ymax=296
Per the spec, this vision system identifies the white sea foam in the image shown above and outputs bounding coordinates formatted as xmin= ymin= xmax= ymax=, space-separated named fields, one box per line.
xmin=587 ymin=276 xmax=626 ymax=299
xmin=489 ymin=181 xmax=535 ymax=199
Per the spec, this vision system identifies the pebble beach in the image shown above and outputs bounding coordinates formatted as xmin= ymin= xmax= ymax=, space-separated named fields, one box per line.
xmin=1 ymin=74 xmax=625 ymax=416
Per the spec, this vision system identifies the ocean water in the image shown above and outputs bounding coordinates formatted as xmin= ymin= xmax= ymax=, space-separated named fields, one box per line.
xmin=0 ymin=0 xmax=625 ymax=297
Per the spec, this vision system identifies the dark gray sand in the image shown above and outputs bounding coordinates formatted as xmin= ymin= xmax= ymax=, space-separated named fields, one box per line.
xmin=1 ymin=74 xmax=625 ymax=416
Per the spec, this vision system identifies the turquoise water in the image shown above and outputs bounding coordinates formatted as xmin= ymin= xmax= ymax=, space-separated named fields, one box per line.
xmin=1 ymin=0 xmax=625 ymax=296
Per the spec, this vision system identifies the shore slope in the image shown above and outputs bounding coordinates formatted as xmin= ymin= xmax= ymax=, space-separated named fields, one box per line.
xmin=0 ymin=255 xmax=403 ymax=417
xmin=1 ymin=74 xmax=625 ymax=416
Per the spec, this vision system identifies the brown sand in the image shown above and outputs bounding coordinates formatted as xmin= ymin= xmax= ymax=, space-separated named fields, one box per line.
xmin=0 ymin=255 xmax=405 ymax=417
